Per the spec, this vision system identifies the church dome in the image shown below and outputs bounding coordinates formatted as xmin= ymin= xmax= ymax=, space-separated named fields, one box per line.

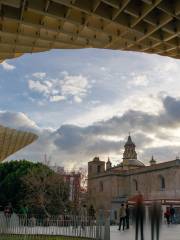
xmin=124 ymin=159 xmax=145 ymax=167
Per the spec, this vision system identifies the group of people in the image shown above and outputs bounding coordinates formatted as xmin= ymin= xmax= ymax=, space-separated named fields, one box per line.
xmin=3 ymin=203 xmax=29 ymax=218
xmin=118 ymin=194 xmax=177 ymax=240
xmin=164 ymin=205 xmax=175 ymax=224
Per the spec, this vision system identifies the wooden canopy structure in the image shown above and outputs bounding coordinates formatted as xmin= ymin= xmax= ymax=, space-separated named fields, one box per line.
xmin=0 ymin=125 xmax=38 ymax=162
xmin=0 ymin=0 xmax=180 ymax=61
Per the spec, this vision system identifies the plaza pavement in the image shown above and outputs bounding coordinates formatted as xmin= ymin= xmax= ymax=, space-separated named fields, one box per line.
xmin=110 ymin=224 xmax=180 ymax=240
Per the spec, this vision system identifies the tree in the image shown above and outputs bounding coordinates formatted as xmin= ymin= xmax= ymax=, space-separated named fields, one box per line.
xmin=22 ymin=166 xmax=70 ymax=216
xmin=0 ymin=160 xmax=70 ymax=215
xmin=0 ymin=160 xmax=35 ymax=211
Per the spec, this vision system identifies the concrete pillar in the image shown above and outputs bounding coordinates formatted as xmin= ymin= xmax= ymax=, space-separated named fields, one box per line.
xmin=103 ymin=210 xmax=110 ymax=240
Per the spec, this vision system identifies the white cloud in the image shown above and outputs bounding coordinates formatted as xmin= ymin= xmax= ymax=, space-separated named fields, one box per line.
xmin=156 ymin=59 xmax=178 ymax=73
xmin=0 ymin=111 xmax=39 ymax=131
xmin=50 ymin=95 xmax=66 ymax=102
xmin=61 ymin=74 xmax=90 ymax=101
xmin=130 ymin=74 xmax=149 ymax=87
xmin=28 ymin=79 xmax=50 ymax=95
xmin=61 ymin=71 xmax=68 ymax=76
xmin=1 ymin=61 xmax=15 ymax=71
xmin=32 ymin=72 xmax=46 ymax=79
xmin=74 ymin=96 xmax=82 ymax=103
xmin=28 ymin=73 xmax=91 ymax=104
xmin=100 ymin=67 xmax=106 ymax=71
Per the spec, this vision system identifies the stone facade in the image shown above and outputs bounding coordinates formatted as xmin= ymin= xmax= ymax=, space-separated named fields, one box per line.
xmin=88 ymin=135 xmax=180 ymax=219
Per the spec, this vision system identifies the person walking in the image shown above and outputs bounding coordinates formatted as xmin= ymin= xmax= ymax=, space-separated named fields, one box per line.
xmin=133 ymin=193 xmax=145 ymax=240
xmin=118 ymin=203 xmax=126 ymax=231
xmin=170 ymin=205 xmax=175 ymax=223
xmin=164 ymin=207 xmax=170 ymax=225
xmin=149 ymin=202 xmax=162 ymax=240
xmin=125 ymin=204 xmax=130 ymax=229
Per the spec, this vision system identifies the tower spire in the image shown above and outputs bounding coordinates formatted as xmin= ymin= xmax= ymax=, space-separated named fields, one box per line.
xmin=106 ymin=157 xmax=112 ymax=170
xmin=123 ymin=134 xmax=137 ymax=161
xmin=150 ymin=155 xmax=156 ymax=165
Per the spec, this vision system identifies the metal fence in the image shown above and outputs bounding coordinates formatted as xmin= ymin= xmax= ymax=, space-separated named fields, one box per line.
xmin=0 ymin=213 xmax=105 ymax=240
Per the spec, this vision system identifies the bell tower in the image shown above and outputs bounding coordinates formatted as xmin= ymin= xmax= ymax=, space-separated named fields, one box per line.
xmin=123 ymin=134 xmax=137 ymax=165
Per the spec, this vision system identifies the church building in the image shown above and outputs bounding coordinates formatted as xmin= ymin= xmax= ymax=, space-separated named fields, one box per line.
xmin=88 ymin=135 xmax=180 ymax=221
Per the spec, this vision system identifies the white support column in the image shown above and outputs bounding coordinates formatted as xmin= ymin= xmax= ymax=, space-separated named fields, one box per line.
xmin=103 ymin=210 xmax=110 ymax=240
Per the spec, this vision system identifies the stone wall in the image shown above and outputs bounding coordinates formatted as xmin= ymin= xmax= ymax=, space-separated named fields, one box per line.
xmin=88 ymin=160 xmax=180 ymax=212
xmin=128 ymin=162 xmax=180 ymax=200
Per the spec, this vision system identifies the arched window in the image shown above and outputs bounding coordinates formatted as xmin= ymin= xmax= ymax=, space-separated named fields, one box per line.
xmin=97 ymin=165 xmax=101 ymax=173
xmin=133 ymin=179 xmax=138 ymax=191
xmin=159 ymin=175 xmax=165 ymax=190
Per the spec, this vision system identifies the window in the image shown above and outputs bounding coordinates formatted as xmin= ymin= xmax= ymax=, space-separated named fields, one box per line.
xmin=159 ymin=175 xmax=165 ymax=190
xmin=133 ymin=179 xmax=138 ymax=191
xmin=97 ymin=165 xmax=101 ymax=173
xmin=89 ymin=165 xmax=92 ymax=173
xmin=99 ymin=181 xmax=103 ymax=192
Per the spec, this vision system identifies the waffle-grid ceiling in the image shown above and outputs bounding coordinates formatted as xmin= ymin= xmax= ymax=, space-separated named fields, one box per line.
xmin=0 ymin=0 xmax=180 ymax=61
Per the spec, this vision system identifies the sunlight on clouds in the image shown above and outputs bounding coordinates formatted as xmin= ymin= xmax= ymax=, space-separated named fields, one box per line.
xmin=0 ymin=111 xmax=39 ymax=131
xmin=142 ymin=128 xmax=180 ymax=149
xmin=71 ymin=94 xmax=163 ymax=126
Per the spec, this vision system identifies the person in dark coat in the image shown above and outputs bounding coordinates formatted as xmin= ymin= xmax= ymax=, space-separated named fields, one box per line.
xmin=170 ymin=205 xmax=175 ymax=223
xmin=125 ymin=204 xmax=130 ymax=229
xmin=164 ymin=207 xmax=170 ymax=225
xmin=149 ymin=202 xmax=162 ymax=240
xmin=118 ymin=203 xmax=126 ymax=231
xmin=133 ymin=194 xmax=145 ymax=240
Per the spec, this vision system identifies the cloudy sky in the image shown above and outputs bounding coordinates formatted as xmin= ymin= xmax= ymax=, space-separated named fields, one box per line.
xmin=1 ymin=49 xmax=180 ymax=169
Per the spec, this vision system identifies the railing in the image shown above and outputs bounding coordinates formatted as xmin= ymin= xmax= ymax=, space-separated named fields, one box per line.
xmin=0 ymin=213 xmax=105 ymax=239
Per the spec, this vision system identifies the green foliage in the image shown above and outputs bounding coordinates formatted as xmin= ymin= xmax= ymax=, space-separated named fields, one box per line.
xmin=0 ymin=160 xmax=35 ymax=210
xmin=0 ymin=160 xmax=69 ymax=215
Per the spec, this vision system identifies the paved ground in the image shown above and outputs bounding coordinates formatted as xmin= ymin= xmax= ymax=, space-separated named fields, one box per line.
xmin=110 ymin=224 xmax=180 ymax=240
